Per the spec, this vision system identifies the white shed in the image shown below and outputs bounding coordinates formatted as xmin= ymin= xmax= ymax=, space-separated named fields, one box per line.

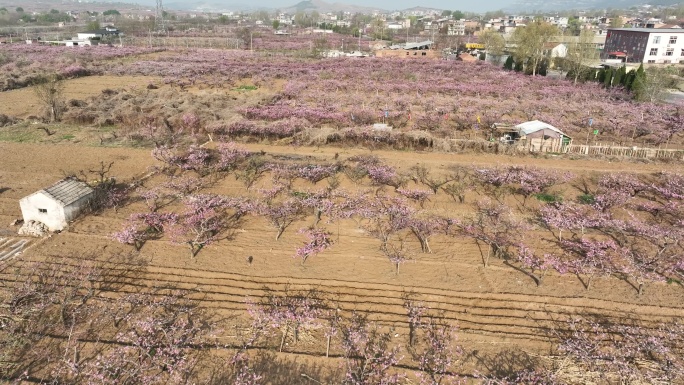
xmin=19 ymin=178 xmax=95 ymax=232
xmin=515 ymin=120 xmax=570 ymax=141
xmin=514 ymin=120 xmax=572 ymax=152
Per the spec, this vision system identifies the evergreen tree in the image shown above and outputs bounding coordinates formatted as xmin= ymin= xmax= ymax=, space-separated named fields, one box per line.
xmin=624 ymin=69 xmax=636 ymax=90
xmin=503 ymin=55 xmax=514 ymax=70
xmin=613 ymin=66 xmax=625 ymax=87
xmin=631 ymin=64 xmax=646 ymax=98
xmin=597 ymin=68 xmax=606 ymax=83
xmin=603 ymin=68 xmax=613 ymax=87
xmin=514 ymin=59 xmax=524 ymax=72
xmin=538 ymin=58 xmax=548 ymax=76
xmin=585 ymin=68 xmax=597 ymax=82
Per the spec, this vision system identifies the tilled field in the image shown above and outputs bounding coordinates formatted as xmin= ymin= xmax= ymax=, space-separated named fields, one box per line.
xmin=1 ymin=141 xmax=683 ymax=382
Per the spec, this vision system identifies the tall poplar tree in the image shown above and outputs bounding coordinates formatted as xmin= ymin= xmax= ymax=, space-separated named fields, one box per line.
xmin=565 ymin=30 xmax=599 ymax=84
xmin=511 ymin=19 xmax=557 ymax=76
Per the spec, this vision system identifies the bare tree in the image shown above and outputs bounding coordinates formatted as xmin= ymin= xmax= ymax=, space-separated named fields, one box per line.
xmin=564 ymin=30 xmax=599 ymax=84
xmin=633 ymin=66 xmax=679 ymax=103
xmin=33 ymin=74 xmax=66 ymax=122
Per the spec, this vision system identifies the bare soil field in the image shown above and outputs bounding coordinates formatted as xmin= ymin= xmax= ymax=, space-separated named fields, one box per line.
xmin=1 ymin=141 xmax=683 ymax=382
xmin=0 ymin=50 xmax=684 ymax=385
xmin=0 ymin=75 xmax=161 ymax=118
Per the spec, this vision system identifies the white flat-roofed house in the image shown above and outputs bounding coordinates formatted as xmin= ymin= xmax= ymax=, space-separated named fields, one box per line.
xmin=19 ymin=178 xmax=94 ymax=232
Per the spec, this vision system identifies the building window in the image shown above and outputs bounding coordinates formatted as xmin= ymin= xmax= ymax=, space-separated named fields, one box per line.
xmin=647 ymin=60 xmax=656 ymax=63
xmin=666 ymin=48 xmax=674 ymax=56
xmin=669 ymin=36 xmax=678 ymax=44
xmin=649 ymin=48 xmax=658 ymax=55
xmin=38 ymin=208 xmax=47 ymax=214
xmin=663 ymin=60 xmax=671 ymax=64
xmin=422 ymin=52 xmax=426 ymax=56
xmin=653 ymin=36 xmax=661 ymax=44
xmin=681 ymin=48 xmax=684 ymax=57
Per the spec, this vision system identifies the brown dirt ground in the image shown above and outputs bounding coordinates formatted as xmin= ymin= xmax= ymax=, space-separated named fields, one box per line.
xmin=1 ymin=142 xmax=683 ymax=382
xmin=0 ymin=75 xmax=162 ymax=118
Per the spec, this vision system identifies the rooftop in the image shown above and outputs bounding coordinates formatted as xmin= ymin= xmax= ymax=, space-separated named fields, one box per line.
xmin=388 ymin=40 xmax=434 ymax=50
xmin=608 ymin=28 xmax=684 ymax=33
xmin=515 ymin=120 xmax=567 ymax=136
xmin=79 ymin=28 xmax=120 ymax=35
xmin=41 ymin=178 xmax=94 ymax=206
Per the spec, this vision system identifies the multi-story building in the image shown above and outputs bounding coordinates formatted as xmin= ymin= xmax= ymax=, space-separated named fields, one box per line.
xmin=544 ymin=16 xmax=569 ymax=28
xmin=447 ymin=20 xmax=466 ymax=35
xmin=602 ymin=28 xmax=684 ymax=64
xmin=277 ymin=13 xmax=294 ymax=26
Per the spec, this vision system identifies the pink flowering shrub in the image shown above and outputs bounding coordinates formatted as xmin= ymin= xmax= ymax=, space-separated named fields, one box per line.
xmin=295 ymin=228 xmax=334 ymax=264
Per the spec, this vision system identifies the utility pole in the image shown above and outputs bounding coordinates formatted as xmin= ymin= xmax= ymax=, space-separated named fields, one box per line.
xmin=358 ymin=24 xmax=361 ymax=52
xmin=431 ymin=25 xmax=435 ymax=49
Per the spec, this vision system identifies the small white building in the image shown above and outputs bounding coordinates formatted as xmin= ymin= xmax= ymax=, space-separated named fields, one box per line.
xmin=515 ymin=120 xmax=572 ymax=152
xmin=550 ymin=43 xmax=568 ymax=58
xmin=19 ymin=178 xmax=94 ymax=232
xmin=495 ymin=120 xmax=572 ymax=152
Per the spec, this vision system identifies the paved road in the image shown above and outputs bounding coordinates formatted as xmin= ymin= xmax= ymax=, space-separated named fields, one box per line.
xmin=664 ymin=91 xmax=684 ymax=105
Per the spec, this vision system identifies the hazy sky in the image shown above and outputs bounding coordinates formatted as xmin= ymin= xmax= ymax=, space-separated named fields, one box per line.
xmin=216 ymin=0 xmax=514 ymax=13
xmin=162 ymin=0 xmax=516 ymax=12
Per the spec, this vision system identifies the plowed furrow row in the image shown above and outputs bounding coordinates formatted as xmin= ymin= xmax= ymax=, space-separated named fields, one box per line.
xmin=3 ymin=256 xmax=681 ymax=348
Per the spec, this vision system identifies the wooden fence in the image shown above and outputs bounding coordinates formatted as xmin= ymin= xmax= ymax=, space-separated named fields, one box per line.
xmin=448 ymin=139 xmax=684 ymax=160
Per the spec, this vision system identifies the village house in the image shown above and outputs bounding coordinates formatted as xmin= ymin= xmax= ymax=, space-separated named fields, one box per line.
xmin=375 ymin=40 xmax=440 ymax=58
xmin=77 ymin=25 xmax=122 ymax=40
xmin=447 ymin=20 xmax=466 ymax=36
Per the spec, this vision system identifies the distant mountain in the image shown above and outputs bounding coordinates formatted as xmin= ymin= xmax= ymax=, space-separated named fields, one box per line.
xmin=505 ymin=0 xmax=684 ymax=12
xmin=402 ymin=6 xmax=444 ymax=13
xmin=163 ymin=1 xmax=260 ymax=12
xmin=282 ymin=0 xmax=385 ymax=14
xmin=149 ymin=0 xmax=382 ymax=13
xmin=88 ymin=0 xmax=684 ymax=14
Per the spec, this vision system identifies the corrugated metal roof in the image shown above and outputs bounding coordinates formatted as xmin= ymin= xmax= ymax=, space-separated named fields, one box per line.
xmin=41 ymin=179 xmax=94 ymax=206
xmin=403 ymin=40 xmax=433 ymax=50
xmin=515 ymin=120 xmax=567 ymax=136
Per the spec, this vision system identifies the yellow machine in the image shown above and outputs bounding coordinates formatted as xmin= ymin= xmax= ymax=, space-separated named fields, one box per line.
xmin=465 ymin=43 xmax=484 ymax=49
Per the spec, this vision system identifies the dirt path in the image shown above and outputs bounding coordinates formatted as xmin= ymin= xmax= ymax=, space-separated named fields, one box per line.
xmin=238 ymin=142 xmax=684 ymax=174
